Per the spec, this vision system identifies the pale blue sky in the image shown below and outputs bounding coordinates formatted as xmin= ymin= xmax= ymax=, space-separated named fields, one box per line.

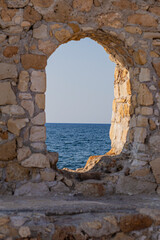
xmin=46 ymin=38 xmax=115 ymax=124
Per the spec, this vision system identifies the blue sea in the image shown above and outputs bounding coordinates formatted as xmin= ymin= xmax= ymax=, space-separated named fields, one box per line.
xmin=46 ymin=123 xmax=111 ymax=170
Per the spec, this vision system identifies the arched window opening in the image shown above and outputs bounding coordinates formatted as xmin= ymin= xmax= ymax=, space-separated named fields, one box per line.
xmin=46 ymin=38 xmax=115 ymax=170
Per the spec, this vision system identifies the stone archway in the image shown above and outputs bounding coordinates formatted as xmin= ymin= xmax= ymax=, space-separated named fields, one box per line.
xmin=0 ymin=0 xmax=160 ymax=194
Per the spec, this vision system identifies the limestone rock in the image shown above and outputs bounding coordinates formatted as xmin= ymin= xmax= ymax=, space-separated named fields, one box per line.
xmin=31 ymin=112 xmax=45 ymax=125
xmin=21 ymin=54 xmax=47 ymax=70
xmin=6 ymin=0 xmax=29 ymax=8
xmin=6 ymin=162 xmax=29 ymax=182
xmin=33 ymin=24 xmax=48 ymax=39
xmin=55 ymin=29 xmax=72 ymax=43
xmin=73 ymin=0 xmax=93 ymax=12
xmin=149 ymin=132 xmax=160 ymax=153
xmin=149 ymin=6 xmax=160 ymax=16
xmin=0 ymin=82 xmax=17 ymax=105
xmin=17 ymin=146 xmax=31 ymax=162
xmin=31 ymin=0 xmax=54 ymax=8
xmin=30 ymin=126 xmax=46 ymax=142
xmin=125 ymin=26 xmax=142 ymax=34
xmin=0 ymin=34 xmax=6 ymax=43
xmin=35 ymin=94 xmax=45 ymax=109
xmin=0 ymin=63 xmax=17 ymax=80
xmin=19 ymin=226 xmax=31 ymax=238
xmin=149 ymin=119 xmax=156 ymax=131
xmin=23 ymin=6 xmax=42 ymax=24
xmin=150 ymin=158 xmax=160 ymax=184
xmin=137 ymin=116 xmax=148 ymax=127
xmin=31 ymin=71 xmax=46 ymax=93
xmin=21 ymin=100 xmax=34 ymax=117
xmin=19 ymin=93 xmax=32 ymax=100
xmin=133 ymin=50 xmax=147 ymax=65
xmin=0 ymin=217 xmax=10 ymax=226
xmin=51 ymin=181 xmax=70 ymax=193
xmin=112 ymin=233 xmax=134 ymax=240
xmin=116 ymin=176 xmax=156 ymax=195
xmin=137 ymin=84 xmax=153 ymax=106
xmin=134 ymin=127 xmax=147 ymax=143
xmin=31 ymin=142 xmax=46 ymax=151
xmin=8 ymin=118 xmax=28 ymax=136
xmin=0 ymin=140 xmax=17 ymax=161
xmin=75 ymin=181 xmax=105 ymax=197
xmin=3 ymin=46 xmax=18 ymax=58
xmin=153 ymin=61 xmax=160 ymax=77
xmin=40 ymin=168 xmax=55 ymax=181
xmin=128 ymin=14 xmax=157 ymax=27
xmin=21 ymin=153 xmax=50 ymax=168
xmin=18 ymin=71 xmax=29 ymax=92
xmin=141 ymin=107 xmax=153 ymax=116
xmin=47 ymin=152 xmax=59 ymax=169
xmin=0 ymin=105 xmax=25 ymax=116
xmin=38 ymin=40 xmax=57 ymax=56
xmin=139 ymin=68 xmax=150 ymax=82
xmin=15 ymin=182 xmax=49 ymax=196
xmin=120 ymin=214 xmax=153 ymax=232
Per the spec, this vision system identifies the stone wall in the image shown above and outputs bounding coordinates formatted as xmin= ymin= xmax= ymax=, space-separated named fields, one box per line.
xmin=0 ymin=0 xmax=160 ymax=194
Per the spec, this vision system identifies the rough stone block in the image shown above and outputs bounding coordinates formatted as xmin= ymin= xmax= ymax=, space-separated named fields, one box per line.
xmin=0 ymin=82 xmax=17 ymax=105
xmin=18 ymin=71 xmax=29 ymax=92
xmin=0 ymin=63 xmax=17 ymax=80
xmin=30 ymin=71 xmax=46 ymax=93
xmin=0 ymin=140 xmax=17 ymax=161
xmin=30 ymin=126 xmax=46 ymax=142
xmin=14 ymin=182 xmax=49 ymax=196
xmin=21 ymin=54 xmax=47 ymax=70
xmin=8 ymin=118 xmax=28 ymax=136
xmin=21 ymin=153 xmax=50 ymax=168
xmin=31 ymin=112 xmax=45 ymax=125
xmin=6 ymin=162 xmax=29 ymax=182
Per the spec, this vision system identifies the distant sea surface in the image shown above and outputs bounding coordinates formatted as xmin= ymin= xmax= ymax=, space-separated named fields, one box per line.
xmin=46 ymin=123 xmax=111 ymax=170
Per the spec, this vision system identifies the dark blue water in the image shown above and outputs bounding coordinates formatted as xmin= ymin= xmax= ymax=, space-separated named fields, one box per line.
xmin=46 ymin=123 xmax=111 ymax=170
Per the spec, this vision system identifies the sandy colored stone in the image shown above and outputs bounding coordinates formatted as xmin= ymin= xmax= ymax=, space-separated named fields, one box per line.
xmin=0 ymin=217 xmax=10 ymax=227
xmin=21 ymin=154 xmax=50 ymax=168
xmin=149 ymin=119 xmax=156 ymax=131
xmin=9 ymin=36 xmax=20 ymax=45
xmin=18 ymin=71 xmax=29 ymax=92
xmin=149 ymin=6 xmax=160 ymax=16
xmin=125 ymin=26 xmax=142 ymax=34
xmin=133 ymin=50 xmax=147 ymax=65
xmin=139 ymin=68 xmax=150 ymax=82
xmin=112 ymin=233 xmax=134 ymax=240
xmin=1 ymin=8 xmax=17 ymax=22
xmin=0 ymin=105 xmax=25 ymax=116
xmin=21 ymin=54 xmax=47 ymax=70
xmin=21 ymin=100 xmax=34 ymax=117
xmin=149 ymin=132 xmax=160 ymax=153
xmin=31 ymin=112 xmax=45 ymax=125
xmin=131 ymin=168 xmax=150 ymax=178
xmin=113 ymin=0 xmax=137 ymax=10
xmin=40 ymin=168 xmax=55 ymax=181
xmin=0 ymin=140 xmax=17 ymax=161
xmin=21 ymin=21 xmax=31 ymax=27
xmin=137 ymin=116 xmax=148 ymax=127
xmin=3 ymin=46 xmax=18 ymax=58
xmin=31 ymin=142 xmax=46 ymax=151
xmin=120 ymin=214 xmax=153 ymax=233
xmin=6 ymin=0 xmax=29 ymax=8
xmin=15 ymin=182 xmax=49 ymax=196
xmin=33 ymin=24 xmax=48 ymax=39
xmin=31 ymin=0 xmax=54 ymax=8
xmin=73 ymin=0 xmax=93 ymax=12
xmin=0 ymin=82 xmax=17 ymax=106
xmin=141 ymin=107 xmax=153 ymax=116
xmin=38 ymin=40 xmax=57 ymax=56
xmin=19 ymin=226 xmax=31 ymax=238
xmin=31 ymin=71 xmax=46 ymax=93
xmin=150 ymin=158 xmax=160 ymax=184
xmin=23 ymin=6 xmax=41 ymax=24
xmin=19 ymin=93 xmax=32 ymax=100
xmin=0 ymin=34 xmax=6 ymax=43
xmin=6 ymin=162 xmax=29 ymax=182
xmin=97 ymin=13 xmax=123 ymax=28
xmin=144 ymin=32 xmax=160 ymax=39
xmin=134 ymin=127 xmax=147 ymax=143
xmin=75 ymin=181 xmax=105 ymax=197
xmin=30 ymin=126 xmax=46 ymax=142
xmin=8 ymin=118 xmax=28 ymax=136
xmin=128 ymin=14 xmax=157 ymax=27
xmin=55 ymin=29 xmax=72 ymax=43
xmin=35 ymin=94 xmax=45 ymax=109
xmin=17 ymin=146 xmax=31 ymax=162
xmin=68 ymin=23 xmax=80 ymax=33
xmin=153 ymin=61 xmax=160 ymax=77
xmin=0 ymin=63 xmax=17 ymax=80
xmin=137 ymin=84 xmax=153 ymax=106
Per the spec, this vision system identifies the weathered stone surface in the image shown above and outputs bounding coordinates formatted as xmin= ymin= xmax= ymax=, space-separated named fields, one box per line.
xmin=6 ymin=163 xmax=29 ymax=182
xmin=73 ymin=0 xmax=93 ymax=12
xmin=38 ymin=40 xmax=57 ymax=56
xmin=21 ymin=100 xmax=34 ymax=117
xmin=21 ymin=153 xmax=49 ymax=168
xmin=18 ymin=71 xmax=29 ymax=92
xmin=40 ymin=168 xmax=55 ymax=181
xmin=19 ymin=226 xmax=31 ymax=238
xmin=55 ymin=29 xmax=72 ymax=43
xmin=0 ymin=217 xmax=10 ymax=227
xmin=139 ymin=68 xmax=150 ymax=82
xmin=35 ymin=94 xmax=45 ymax=109
xmin=6 ymin=0 xmax=29 ymax=8
xmin=21 ymin=54 xmax=47 ymax=70
xmin=133 ymin=50 xmax=147 ymax=65
xmin=8 ymin=118 xmax=28 ymax=136
xmin=150 ymin=158 xmax=160 ymax=184
xmin=141 ymin=107 xmax=153 ymax=116
xmin=149 ymin=132 xmax=160 ymax=153
xmin=51 ymin=181 xmax=70 ymax=193
xmin=17 ymin=146 xmax=31 ymax=162
xmin=0 ymin=63 xmax=17 ymax=80
xmin=113 ymin=0 xmax=137 ymax=10
xmin=153 ymin=61 xmax=160 ymax=77
xmin=33 ymin=24 xmax=48 ymax=39
xmin=134 ymin=127 xmax=147 ymax=143
xmin=0 ymin=139 xmax=16 ymax=161
xmin=31 ymin=112 xmax=45 ymax=125
xmin=0 ymin=34 xmax=6 ymax=43
xmin=15 ymin=182 xmax=49 ymax=196
xmin=128 ymin=14 xmax=157 ymax=27
xmin=149 ymin=6 xmax=160 ymax=16
xmin=112 ymin=232 xmax=134 ymax=240
xmin=1 ymin=8 xmax=17 ymax=22
xmin=97 ymin=13 xmax=123 ymax=28
xmin=3 ymin=46 xmax=18 ymax=58
xmin=120 ymin=214 xmax=153 ymax=232
xmin=23 ymin=6 xmax=42 ymax=24
xmin=0 ymin=82 xmax=17 ymax=105
xmin=116 ymin=176 xmax=156 ymax=195
xmin=125 ymin=26 xmax=142 ymax=34
xmin=137 ymin=84 xmax=153 ymax=106
xmin=0 ymin=105 xmax=25 ymax=116
xmin=137 ymin=116 xmax=148 ymax=127
xmin=149 ymin=119 xmax=156 ymax=131
xmin=30 ymin=126 xmax=46 ymax=142
xmin=30 ymin=71 xmax=46 ymax=92
xmin=75 ymin=181 xmax=105 ymax=197
xmin=31 ymin=142 xmax=46 ymax=151
xmin=47 ymin=152 xmax=58 ymax=169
